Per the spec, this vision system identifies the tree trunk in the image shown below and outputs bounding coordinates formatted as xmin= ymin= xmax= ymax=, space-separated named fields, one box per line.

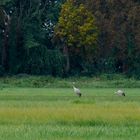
xmin=2 ymin=27 xmax=9 ymax=71
xmin=63 ymin=45 xmax=70 ymax=73
xmin=1 ymin=9 xmax=10 ymax=71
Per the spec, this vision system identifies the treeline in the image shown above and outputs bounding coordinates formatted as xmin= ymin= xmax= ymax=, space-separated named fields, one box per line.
xmin=0 ymin=0 xmax=140 ymax=78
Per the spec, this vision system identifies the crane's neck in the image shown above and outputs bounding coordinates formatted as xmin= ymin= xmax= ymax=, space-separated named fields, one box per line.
xmin=73 ymin=85 xmax=76 ymax=89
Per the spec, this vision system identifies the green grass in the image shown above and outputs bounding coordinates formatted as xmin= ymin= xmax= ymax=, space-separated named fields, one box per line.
xmin=0 ymin=87 xmax=140 ymax=140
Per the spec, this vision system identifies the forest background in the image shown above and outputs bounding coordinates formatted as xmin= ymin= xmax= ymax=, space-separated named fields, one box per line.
xmin=0 ymin=0 xmax=139 ymax=78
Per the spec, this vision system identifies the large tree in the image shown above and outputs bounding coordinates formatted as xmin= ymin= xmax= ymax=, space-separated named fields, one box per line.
xmin=54 ymin=0 xmax=98 ymax=73
xmin=0 ymin=0 xmax=65 ymax=74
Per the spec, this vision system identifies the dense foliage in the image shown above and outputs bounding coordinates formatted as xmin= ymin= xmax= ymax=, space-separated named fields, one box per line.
xmin=0 ymin=0 xmax=140 ymax=77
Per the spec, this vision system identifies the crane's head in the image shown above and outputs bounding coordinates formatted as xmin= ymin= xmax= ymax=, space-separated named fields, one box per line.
xmin=72 ymin=82 xmax=76 ymax=85
xmin=72 ymin=82 xmax=76 ymax=88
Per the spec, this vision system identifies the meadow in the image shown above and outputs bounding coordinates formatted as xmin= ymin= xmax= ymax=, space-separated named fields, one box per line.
xmin=0 ymin=76 xmax=140 ymax=140
xmin=0 ymin=74 xmax=140 ymax=140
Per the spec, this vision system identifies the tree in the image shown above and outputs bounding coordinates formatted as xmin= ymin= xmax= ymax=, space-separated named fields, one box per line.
xmin=84 ymin=0 xmax=140 ymax=75
xmin=0 ymin=0 xmax=65 ymax=74
xmin=54 ymin=0 xmax=98 ymax=73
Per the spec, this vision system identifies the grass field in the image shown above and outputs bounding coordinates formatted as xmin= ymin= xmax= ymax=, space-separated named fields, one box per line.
xmin=0 ymin=87 xmax=140 ymax=140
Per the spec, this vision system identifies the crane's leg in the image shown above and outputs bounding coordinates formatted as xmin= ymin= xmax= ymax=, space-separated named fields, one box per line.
xmin=79 ymin=93 xmax=82 ymax=97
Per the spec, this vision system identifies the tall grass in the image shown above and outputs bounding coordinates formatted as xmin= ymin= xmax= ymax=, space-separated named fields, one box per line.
xmin=0 ymin=74 xmax=140 ymax=88
xmin=0 ymin=102 xmax=139 ymax=125
xmin=0 ymin=124 xmax=139 ymax=140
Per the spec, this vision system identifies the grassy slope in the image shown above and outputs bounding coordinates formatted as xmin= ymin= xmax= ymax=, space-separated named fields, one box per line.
xmin=0 ymin=87 xmax=140 ymax=140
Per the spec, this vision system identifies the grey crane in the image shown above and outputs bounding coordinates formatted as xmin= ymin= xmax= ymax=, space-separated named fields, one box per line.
xmin=115 ymin=89 xmax=125 ymax=96
xmin=72 ymin=82 xmax=82 ymax=97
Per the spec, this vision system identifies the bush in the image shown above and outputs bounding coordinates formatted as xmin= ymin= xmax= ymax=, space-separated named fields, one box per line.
xmin=25 ymin=46 xmax=64 ymax=76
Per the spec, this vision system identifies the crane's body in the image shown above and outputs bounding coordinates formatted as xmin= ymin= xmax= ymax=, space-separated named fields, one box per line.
xmin=115 ymin=90 xmax=125 ymax=96
xmin=73 ymin=86 xmax=82 ymax=97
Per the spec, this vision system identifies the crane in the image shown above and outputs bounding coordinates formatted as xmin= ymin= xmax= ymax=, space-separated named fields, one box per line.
xmin=72 ymin=82 xmax=82 ymax=97
xmin=115 ymin=89 xmax=125 ymax=96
